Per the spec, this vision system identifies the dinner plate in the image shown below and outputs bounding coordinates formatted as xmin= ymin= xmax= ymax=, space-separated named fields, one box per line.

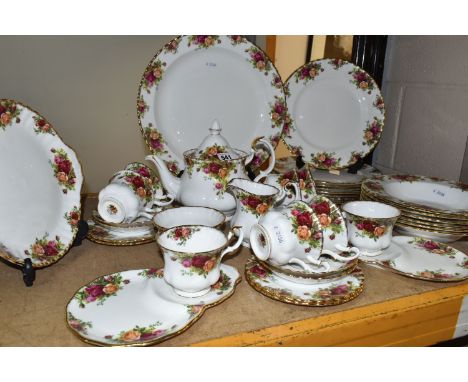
xmin=66 ymin=264 xmax=240 ymax=346
xmin=378 ymin=236 xmax=468 ymax=282
xmin=0 ymin=99 xmax=83 ymax=268
xmin=137 ymin=35 xmax=286 ymax=175
xmin=394 ymin=226 xmax=465 ymax=244
xmin=283 ymin=59 xmax=384 ymax=170
xmin=245 ymin=257 xmax=364 ymax=306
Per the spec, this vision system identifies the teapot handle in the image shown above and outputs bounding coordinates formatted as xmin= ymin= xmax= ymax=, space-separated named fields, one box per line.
xmin=246 ymin=137 xmax=276 ymax=182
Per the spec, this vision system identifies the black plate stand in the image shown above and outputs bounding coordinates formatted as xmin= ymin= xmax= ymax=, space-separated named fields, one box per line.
xmin=21 ymin=219 xmax=89 ymax=287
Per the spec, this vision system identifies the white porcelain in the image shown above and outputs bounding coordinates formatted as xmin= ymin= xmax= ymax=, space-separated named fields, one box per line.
xmin=394 ymin=225 xmax=465 ymax=243
xmin=157 ymin=226 xmax=243 ymax=297
xmin=98 ymin=169 xmax=173 ymax=224
xmin=66 ymin=264 xmax=240 ymax=346
xmin=137 ymin=35 xmax=286 ymax=176
xmin=226 ymin=178 xmax=282 ymax=247
xmin=250 ymin=201 xmax=325 ymax=270
xmin=342 ymin=201 xmax=400 ymax=256
xmin=310 ymin=195 xmax=360 ymax=261
xmin=87 ymin=219 xmax=155 ymax=246
xmin=283 ymin=59 xmax=384 ymax=170
xmin=90 ymin=211 xmax=155 ymax=239
xmin=362 ymin=174 xmax=468 ymax=215
xmin=377 ymin=236 xmax=468 ymax=282
xmin=245 ymin=258 xmax=365 ymax=306
xmin=0 ymin=99 xmax=83 ymax=268
xmin=260 ymin=173 xmax=300 ymax=207
xmin=146 ymin=121 xmax=275 ymax=216
xmin=153 ymin=206 xmax=225 ymax=233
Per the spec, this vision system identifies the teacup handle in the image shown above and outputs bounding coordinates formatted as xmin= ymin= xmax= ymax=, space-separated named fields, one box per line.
xmin=220 ymin=226 xmax=244 ymax=260
xmin=283 ymin=181 xmax=301 ymax=204
xmin=151 ymin=193 xmax=174 ymax=207
xmin=247 ymin=137 xmax=276 ymax=182
xmin=321 ymin=244 xmax=360 ymax=262
xmin=289 ymin=257 xmax=330 ymax=273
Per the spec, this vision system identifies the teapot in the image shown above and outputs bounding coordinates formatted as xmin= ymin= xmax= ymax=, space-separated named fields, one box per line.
xmin=146 ymin=120 xmax=276 ymax=216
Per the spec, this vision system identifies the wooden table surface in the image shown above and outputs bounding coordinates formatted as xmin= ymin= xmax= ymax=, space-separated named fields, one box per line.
xmin=1 ymin=197 xmax=467 ymax=346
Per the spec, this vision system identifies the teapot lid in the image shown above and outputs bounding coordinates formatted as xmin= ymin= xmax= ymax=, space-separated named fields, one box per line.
xmin=193 ymin=120 xmax=241 ymax=160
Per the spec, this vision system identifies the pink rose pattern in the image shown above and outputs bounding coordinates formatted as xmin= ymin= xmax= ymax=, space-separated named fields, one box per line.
xmin=329 ymin=58 xmax=346 ymax=70
xmin=163 ymin=39 xmax=180 ymax=54
xmin=106 ymin=322 xmax=177 ymax=344
xmin=349 ymin=67 xmax=375 ymax=94
xmin=33 ymin=115 xmax=55 ymax=135
xmin=65 ymin=206 xmax=81 ymax=230
xmin=50 ymin=148 xmax=77 ymax=193
xmin=384 ymin=259 xmax=460 ymax=280
xmin=136 ymin=96 xmax=148 ymax=118
xmin=288 ymin=203 xmax=322 ymax=253
xmin=305 ymin=276 xmax=362 ymax=301
xmin=169 ymin=250 xmax=218 ymax=277
xmin=269 ymin=96 xmax=288 ymax=129
xmin=67 ymin=312 xmax=92 ymax=335
xmin=186 ymin=144 xmax=237 ymax=195
xmin=409 ymin=237 xmax=457 ymax=257
xmin=144 ymin=126 xmax=168 ymax=155
xmin=350 ymin=217 xmax=388 ymax=241
xmin=167 ymin=226 xmax=200 ymax=246
xmin=210 ymin=270 xmax=232 ymax=295
xmin=74 ymin=273 xmax=130 ymax=308
xmin=373 ymin=94 xmax=385 ymax=114
xmin=294 ymin=62 xmax=324 ymax=84
xmin=187 ymin=35 xmax=221 ymax=49
xmin=138 ymin=268 xmax=164 ymax=279
xmin=0 ymin=99 xmax=21 ymax=130
xmin=310 ymin=196 xmax=344 ymax=238
xmin=311 ymin=151 xmax=342 ymax=169
xmin=245 ymin=46 xmax=272 ymax=74
xmin=238 ymin=191 xmax=275 ymax=218
xmin=363 ymin=117 xmax=383 ymax=146
xmin=25 ymin=234 xmax=65 ymax=261
xmin=142 ymin=59 xmax=166 ymax=91
xmin=119 ymin=171 xmax=154 ymax=203
xmin=229 ymin=35 xmax=246 ymax=45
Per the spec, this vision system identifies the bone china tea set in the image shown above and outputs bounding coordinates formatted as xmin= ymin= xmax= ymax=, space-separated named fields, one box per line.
xmin=1 ymin=36 xmax=467 ymax=347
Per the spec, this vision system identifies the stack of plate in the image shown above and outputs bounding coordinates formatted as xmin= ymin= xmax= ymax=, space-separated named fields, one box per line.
xmin=310 ymin=165 xmax=380 ymax=206
xmin=245 ymin=256 xmax=364 ymax=307
xmin=361 ymin=174 xmax=468 ymax=242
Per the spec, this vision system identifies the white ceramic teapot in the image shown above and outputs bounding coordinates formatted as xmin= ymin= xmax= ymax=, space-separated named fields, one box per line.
xmin=146 ymin=120 xmax=276 ymax=217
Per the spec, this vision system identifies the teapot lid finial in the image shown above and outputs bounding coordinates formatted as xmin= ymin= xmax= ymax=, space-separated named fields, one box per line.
xmin=210 ymin=119 xmax=221 ymax=135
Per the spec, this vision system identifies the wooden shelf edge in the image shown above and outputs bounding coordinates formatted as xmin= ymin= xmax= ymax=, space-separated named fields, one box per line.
xmin=190 ymin=283 xmax=468 ymax=347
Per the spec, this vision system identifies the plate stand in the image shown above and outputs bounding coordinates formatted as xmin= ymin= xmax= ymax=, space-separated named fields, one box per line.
xmin=347 ymin=157 xmax=364 ymax=174
xmin=20 ymin=219 xmax=89 ymax=287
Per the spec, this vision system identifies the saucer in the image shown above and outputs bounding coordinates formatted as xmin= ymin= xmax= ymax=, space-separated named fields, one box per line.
xmin=66 ymin=264 xmax=240 ymax=346
xmin=87 ymin=219 xmax=155 ymax=246
xmin=245 ymin=257 xmax=364 ymax=306
xmin=258 ymin=256 xmax=358 ymax=284
xmin=377 ymin=236 xmax=468 ymax=282
xmin=358 ymin=241 xmax=403 ymax=263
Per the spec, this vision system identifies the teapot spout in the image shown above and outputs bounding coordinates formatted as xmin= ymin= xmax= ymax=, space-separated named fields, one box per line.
xmin=145 ymin=155 xmax=181 ymax=201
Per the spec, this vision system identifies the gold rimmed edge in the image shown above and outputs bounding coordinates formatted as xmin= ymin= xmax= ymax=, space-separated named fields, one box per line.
xmin=258 ymin=258 xmax=358 ymax=281
xmin=281 ymin=58 xmax=386 ymax=171
xmin=245 ymin=258 xmax=365 ymax=307
xmin=65 ymin=267 xmax=242 ymax=347
xmin=377 ymin=262 xmax=468 ymax=283
xmin=86 ymin=233 xmax=156 ymax=247
xmin=360 ymin=190 xmax=468 ymax=221
xmin=0 ymin=98 xmax=85 ymax=269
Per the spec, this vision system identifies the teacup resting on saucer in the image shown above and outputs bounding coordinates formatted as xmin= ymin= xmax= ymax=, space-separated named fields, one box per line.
xmin=342 ymin=201 xmax=400 ymax=256
xmin=157 ymin=225 xmax=243 ymax=297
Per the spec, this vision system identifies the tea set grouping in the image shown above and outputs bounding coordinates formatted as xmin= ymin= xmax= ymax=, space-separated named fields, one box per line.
xmin=1 ymin=35 xmax=466 ymax=347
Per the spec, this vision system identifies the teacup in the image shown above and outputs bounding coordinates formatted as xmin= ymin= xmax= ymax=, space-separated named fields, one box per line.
xmin=157 ymin=225 xmax=243 ymax=297
xmin=341 ymin=201 xmax=401 ymax=256
xmin=99 ymin=170 xmax=173 ymax=223
xmin=153 ymin=206 xmax=225 ymax=233
xmin=226 ymin=178 xmax=283 ymax=247
xmin=309 ymin=195 xmax=359 ymax=261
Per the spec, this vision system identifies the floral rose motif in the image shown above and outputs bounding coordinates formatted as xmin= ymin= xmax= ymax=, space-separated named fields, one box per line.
xmin=294 ymin=62 xmax=324 ymax=84
xmin=33 ymin=115 xmax=55 ymax=135
xmin=121 ymin=330 xmax=141 ymax=342
xmin=245 ymin=46 xmax=272 ymax=74
xmin=188 ymin=35 xmax=221 ymax=49
xmin=349 ymin=67 xmax=375 ymax=94
xmin=74 ymin=273 xmax=130 ymax=308
xmin=229 ymin=35 xmax=245 ymax=45
xmin=329 ymin=58 xmax=346 ymax=70
xmin=363 ymin=117 xmax=383 ymax=146
xmin=409 ymin=237 xmax=457 ymax=257
xmin=25 ymin=234 xmax=65 ymax=261
xmin=373 ymin=95 xmax=385 ymax=113
xmin=50 ymin=148 xmax=77 ymax=193
xmin=353 ymin=218 xmax=387 ymax=241
xmin=390 ymin=174 xmax=422 ymax=183
xmin=168 ymin=226 xmax=200 ymax=246
xmin=163 ymin=39 xmax=180 ymax=54
xmin=251 ymin=264 xmax=268 ymax=278
xmin=138 ymin=268 xmax=164 ymax=279
xmin=289 ymin=203 xmax=322 ymax=252
xmin=0 ymin=100 xmax=21 ymax=129
xmin=318 ymin=213 xmax=332 ymax=227
xmin=65 ymin=207 xmax=80 ymax=228
xmin=330 ymin=284 xmax=349 ymax=295
xmin=143 ymin=59 xmax=166 ymax=91
xmin=297 ymin=225 xmax=312 ymax=240
xmin=311 ymin=151 xmax=341 ymax=169
xmin=238 ymin=191 xmax=274 ymax=218
xmin=67 ymin=313 xmax=92 ymax=334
